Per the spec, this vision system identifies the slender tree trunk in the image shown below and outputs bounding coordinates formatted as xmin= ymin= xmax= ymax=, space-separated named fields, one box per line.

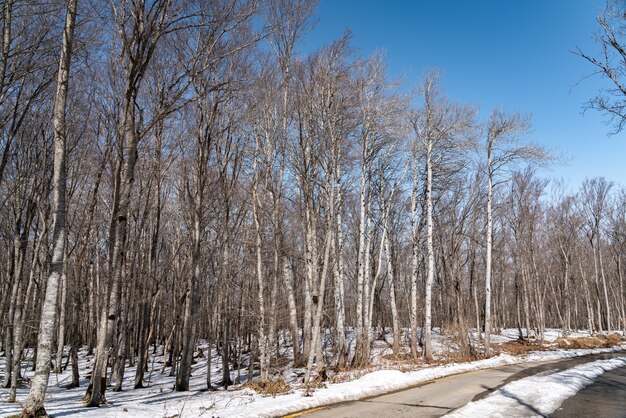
xmin=598 ymin=243 xmax=611 ymax=333
xmin=2 ymin=234 xmax=24 ymax=389
xmin=617 ymin=255 xmax=626 ymax=334
xmin=354 ymin=152 xmax=369 ymax=367
xmin=484 ymin=149 xmax=493 ymax=354
xmin=176 ymin=202 xmax=201 ymax=391
xmin=5 ymin=218 xmax=34 ymax=396
xmin=582 ymin=263 xmax=595 ymax=334
xmin=284 ymin=257 xmax=301 ymax=366
xmin=113 ymin=264 xmax=131 ymax=392
xmin=304 ymin=212 xmax=333 ymax=386
xmin=331 ymin=166 xmax=347 ymax=366
xmin=253 ymin=181 xmax=268 ymax=381
xmin=7 ymin=277 xmax=24 ymax=402
xmin=423 ymin=138 xmax=434 ymax=361
xmin=367 ymin=225 xmax=385 ymax=351
xmin=301 ymin=195 xmax=315 ymax=366
xmin=55 ymin=266 xmax=68 ymax=372
xmin=0 ymin=0 xmax=15 ymax=185
xmin=22 ymin=1 xmax=76 ymax=414
xmin=383 ymin=208 xmax=400 ymax=355
xmin=561 ymin=247 xmax=571 ymax=336
xmin=69 ymin=293 xmax=80 ymax=389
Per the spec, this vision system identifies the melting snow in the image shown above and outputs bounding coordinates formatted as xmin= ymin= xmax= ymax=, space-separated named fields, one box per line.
xmin=446 ymin=357 xmax=626 ymax=418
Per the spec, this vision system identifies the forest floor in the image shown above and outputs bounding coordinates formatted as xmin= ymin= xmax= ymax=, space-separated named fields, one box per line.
xmin=0 ymin=328 xmax=625 ymax=418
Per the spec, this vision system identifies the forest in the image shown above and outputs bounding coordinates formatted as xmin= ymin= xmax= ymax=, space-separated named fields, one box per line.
xmin=1 ymin=0 xmax=625 ymax=417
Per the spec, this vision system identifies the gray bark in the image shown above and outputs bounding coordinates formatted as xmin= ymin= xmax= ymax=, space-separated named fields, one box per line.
xmin=22 ymin=0 xmax=76 ymax=414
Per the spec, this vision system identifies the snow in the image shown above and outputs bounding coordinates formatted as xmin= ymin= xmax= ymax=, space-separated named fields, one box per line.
xmin=481 ymin=328 xmax=595 ymax=344
xmin=1 ymin=330 xmax=624 ymax=418
xmin=446 ymin=356 xmax=626 ymax=418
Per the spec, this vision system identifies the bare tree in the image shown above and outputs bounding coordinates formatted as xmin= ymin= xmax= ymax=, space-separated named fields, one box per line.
xmin=575 ymin=0 xmax=626 ymax=134
xmin=483 ymin=109 xmax=547 ymax=353
xmin=410 ymin=70 xmax=475 ymax=361
xmin=22 ymin=0 xmax=77 ymax=415
xmin=580 ymin=177 xmax=614 ymax=333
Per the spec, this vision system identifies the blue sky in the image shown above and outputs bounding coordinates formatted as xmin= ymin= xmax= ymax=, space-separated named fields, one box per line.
xmin=300 ymin=0 xmax=626 ymax=189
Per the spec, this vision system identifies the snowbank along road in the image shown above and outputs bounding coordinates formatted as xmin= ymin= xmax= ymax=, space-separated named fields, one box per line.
xmin=294 ymin=351 xmax=626 ymax=418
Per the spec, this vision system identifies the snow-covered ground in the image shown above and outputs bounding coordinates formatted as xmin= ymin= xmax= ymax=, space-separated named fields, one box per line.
xmin=447 ymin=356 xmax=626 ymax=418
xmin=487 ymin=328 xmax=593 ymax=344
xmin=0 ymin=329 xmax=624 ymax=418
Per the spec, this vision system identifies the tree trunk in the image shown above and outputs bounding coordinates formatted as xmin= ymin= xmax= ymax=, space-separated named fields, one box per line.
xmin=22 ymin=0 xmax=76 ymax=414
xmin=484 ymin=147 xmax=493 ymax=354
xmin=284 ymin=257 xmax=301 ymax=366
xmin=598 ymin=243 xmax=611 ymax=332
xmin=252 ymin=159 xmax=269 ymax=381
xmin=55 ymin=267 xmax=68 ymax=373
xmin=354 ymin=154 xmax=369 ymax=367
xmin=423 ymin=138 xmax=434 ymax=361
xmin=383 ymin=208 xmax=400 ymax=355
xmin=333 ymin=206 xmax=347 ymax=366
xmin=176 ymin=207 xmax=201 ymax=391
xmin=410 ymin=161 xmax=420 ymax=360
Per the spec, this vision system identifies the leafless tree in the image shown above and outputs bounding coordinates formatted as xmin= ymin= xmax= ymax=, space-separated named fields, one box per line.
xmin=410 ymin=70 xmax=476 ymax=361
xmin=22 ymin=0 xmax=77 ymax=415
xmin=575 ymin=0 xmax=626 ymax=134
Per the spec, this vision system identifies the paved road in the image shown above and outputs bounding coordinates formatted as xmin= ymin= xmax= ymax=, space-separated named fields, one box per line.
xmin=552 ymin=362 xmax=626 ymax=418
xmin=297 ymin=351 xmax=626 ymax=418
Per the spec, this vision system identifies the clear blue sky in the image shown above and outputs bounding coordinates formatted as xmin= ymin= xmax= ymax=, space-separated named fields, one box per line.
xmin=300 ymin=0 xmax=626 ymax=189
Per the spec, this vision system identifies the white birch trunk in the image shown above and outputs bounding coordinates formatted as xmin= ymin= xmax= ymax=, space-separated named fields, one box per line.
xmin=485 ymin=142 xmax=493 ymax=353
xmin=368 ymin=226 xmax=385 ymax=347
xmin=55 ymin=268 xmax=68 ymax=372
xmin=383 ymin=204 xmax=400 ymax=355
xmin=302 ymin=195 xmax=315 ymax=365
xmin=410 ymin=160 xmax=420 ymax=360
xmin=598 ymin=244 xmax=612 ymax=332
xmin=354 ymin=155 xmax=369 ymax=366
xmin=424 ymin=137 xmax=434 ymax=361
xmin=333 ymin=205 xmax=347 ymax=367
xmin=283 ymin=257 xmax=300 ymax=364
xmin=304 ymin=201 xmax=334 ymax=386
xmin=22 ymin=0 xmax=76 ymax=413
xmin=7 ymin=277 xmax=24 ymax=402
xmin=253 ymin=182 xmax=268 ymax=381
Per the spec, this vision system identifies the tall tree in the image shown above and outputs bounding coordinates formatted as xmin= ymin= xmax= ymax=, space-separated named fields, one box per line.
xmin=483 ymin=109 xmax=546 ymax=353
xmin=411 ymin=70 xmax=475 ymax=361
xmin=86 ymin=0 xmax=179 ymax=405
xmin=22 ymin=0 xmax=77 ymax=415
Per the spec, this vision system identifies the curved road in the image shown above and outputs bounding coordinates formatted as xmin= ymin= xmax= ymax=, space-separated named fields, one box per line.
xmin=553 ymin=362 xmax=626 ymax=417
xmin=292 ymin=351 xmax=626 ymax=418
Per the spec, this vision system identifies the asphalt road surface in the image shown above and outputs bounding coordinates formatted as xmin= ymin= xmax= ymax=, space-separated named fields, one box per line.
xmin=295 ymin=351 xmax=626 ymax=418
xmin=552 ymin=361 xmax=626 ymax=418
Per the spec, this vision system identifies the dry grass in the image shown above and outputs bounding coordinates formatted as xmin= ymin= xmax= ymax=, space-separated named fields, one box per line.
xmin=555 ymin=333 xmax=623 ymax=349
xmin=497 ymin=340 xmax=549 ymax=355
xmin=241 ymin=378 xmax=291 ymax=397
xmin=438 ymin=351 xmax=488 ymax=364
xmin=381 ymin=353 xmax=421 ymax=363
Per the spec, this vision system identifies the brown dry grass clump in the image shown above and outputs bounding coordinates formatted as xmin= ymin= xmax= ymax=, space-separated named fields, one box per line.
xmin=555 ymin=333 xmax=623 ymax=349
xmin=382 ymin=353 xmax=421 ymax=363
xmin=440 ymin=351 xmax=487 ymax=364
xmin=242 ymin=378 xmax=291 ymax=397
xmin=498 ymin=340 xmax=548 ymax=355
